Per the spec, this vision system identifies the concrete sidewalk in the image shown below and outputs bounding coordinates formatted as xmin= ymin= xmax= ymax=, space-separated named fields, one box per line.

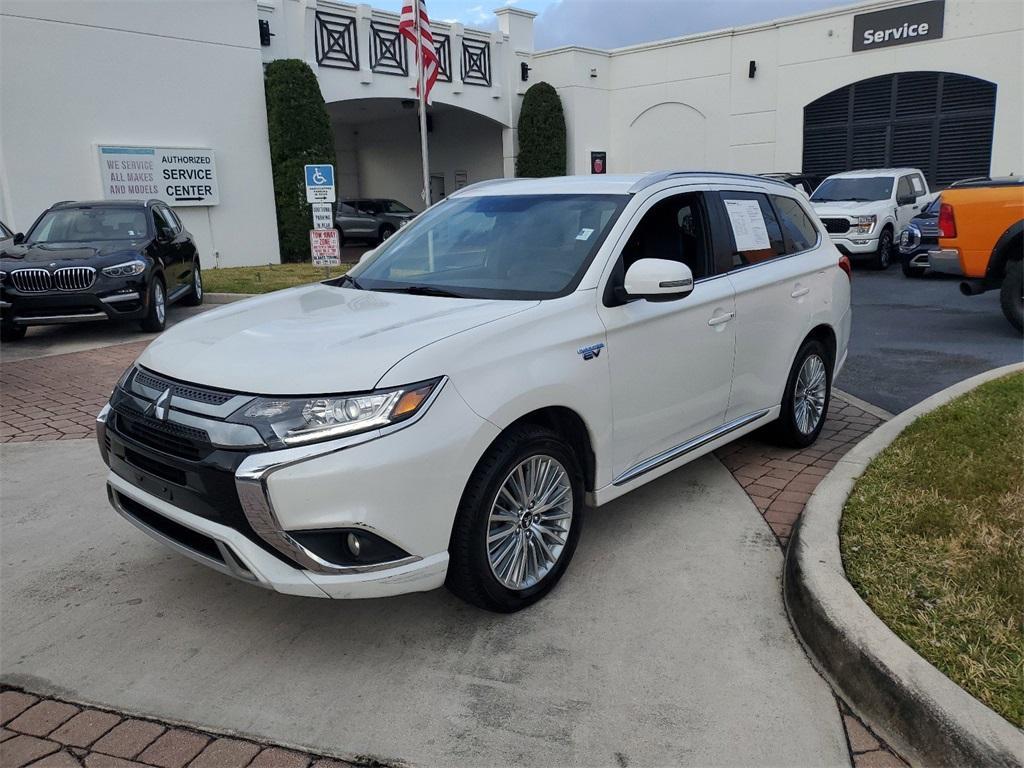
xmin=1 ymin=440 xmax=847 ymax=767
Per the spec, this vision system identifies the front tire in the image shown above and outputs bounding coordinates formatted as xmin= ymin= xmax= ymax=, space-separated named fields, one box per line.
xmin=182 ymin=261 xmax=203 ymax=306
xmin=1 ymin=321 xmax=26 ymax=342
xmin=1000 ymin=260 xmax=1023 ymax=333
xmin=770 ymin=339 xmax=832 ymax=448
xmin=446 ymin=424 xmax=584 ymax=612
xmin=871 ymin=228 xmax=894 ymax=270
xmin=139 ymin=275 xmax=166 ymax=332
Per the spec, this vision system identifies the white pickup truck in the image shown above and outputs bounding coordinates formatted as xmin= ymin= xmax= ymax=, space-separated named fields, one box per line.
xmin=810 ymin=168 xmax=936 ymax=269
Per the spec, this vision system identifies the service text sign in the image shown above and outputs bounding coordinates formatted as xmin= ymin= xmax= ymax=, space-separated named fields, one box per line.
xmin=853 ymin=0 xmax=944 ymax=52
xmin=309 ymin=229 xmax=341 ymax=266
xmin=98 ymin=146 xmax=219 ymax=206
xmin=311 ymin=203 xmax=334 ymax=230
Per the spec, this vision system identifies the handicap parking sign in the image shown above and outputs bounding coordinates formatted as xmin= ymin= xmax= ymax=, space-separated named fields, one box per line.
xmin=304 ymin=164 xmax=335 ymax=203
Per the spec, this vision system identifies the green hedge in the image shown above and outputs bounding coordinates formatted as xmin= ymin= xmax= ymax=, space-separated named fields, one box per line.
xmin=516 ymin=82 xmax=566 ymax=178
xmin=264 ymin=60 xmax=336 ymax=263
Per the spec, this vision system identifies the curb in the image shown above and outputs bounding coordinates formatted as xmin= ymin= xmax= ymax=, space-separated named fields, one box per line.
xmin=204 ymin=292 xmax=256 ymax=304
xmin=785 ymin=362 xmax=1024 ymax=768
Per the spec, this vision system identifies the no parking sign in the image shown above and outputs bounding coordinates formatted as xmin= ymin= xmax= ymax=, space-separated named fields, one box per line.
xmin=309 ymin=229 xmax=340 ymax=266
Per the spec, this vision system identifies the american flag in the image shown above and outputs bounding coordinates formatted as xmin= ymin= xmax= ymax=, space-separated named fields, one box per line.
xmin=399 ymin=0 xmax=440 ymax=104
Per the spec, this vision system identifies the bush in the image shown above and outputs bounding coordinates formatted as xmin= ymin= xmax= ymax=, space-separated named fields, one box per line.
xmin=516 ymin=82 xmax=566 ymax=178
xmin=264 ymin=60 xmax=336 ymax=262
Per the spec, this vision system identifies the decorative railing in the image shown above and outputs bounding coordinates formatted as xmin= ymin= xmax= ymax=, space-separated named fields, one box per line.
xmin=314 ymin=10 xmax=359 ymax=70
xmin=313 ymin=8 xmax=493 ymax=89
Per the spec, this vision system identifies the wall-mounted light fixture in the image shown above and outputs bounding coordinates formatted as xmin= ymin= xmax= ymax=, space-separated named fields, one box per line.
xmin=748 ymin=60 xmax=757 ymax=79
xmin=520 ymin=62 xmax=531 ymax=82
xmin=589 ymin=67 xmax=598 ymax=78
xmin=258 ymin=19 xmax=273 ymax=47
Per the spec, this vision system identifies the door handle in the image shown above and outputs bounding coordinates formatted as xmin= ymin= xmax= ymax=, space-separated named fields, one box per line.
xmin=791 ymin=287 xmax=810 ymax=299
xmin=708 ymin=312 xmax=735 ymax=327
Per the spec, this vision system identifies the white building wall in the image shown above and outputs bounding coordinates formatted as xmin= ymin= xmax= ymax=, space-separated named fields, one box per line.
xmin=532 ymin=0 xmax=1024 ymax=179
xmin=0 ymin=0 xmax=280 ymax=268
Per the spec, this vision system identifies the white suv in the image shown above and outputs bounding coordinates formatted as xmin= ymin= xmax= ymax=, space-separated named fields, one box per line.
xmin=97 ymin=172 xmax=852 ymax=612
xmin=810 ymin=168 xmax=934 ymax=269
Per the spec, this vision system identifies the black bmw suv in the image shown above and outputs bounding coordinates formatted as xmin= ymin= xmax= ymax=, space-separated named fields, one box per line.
xmin=0 ymin=200 xmax=203 ymax=341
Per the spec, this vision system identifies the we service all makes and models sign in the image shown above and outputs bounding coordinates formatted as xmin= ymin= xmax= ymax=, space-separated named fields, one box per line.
xmin=98 ymin=146 xmax=220 ymax=206
xmin=853 ymin=0 xmax=944 ymax=52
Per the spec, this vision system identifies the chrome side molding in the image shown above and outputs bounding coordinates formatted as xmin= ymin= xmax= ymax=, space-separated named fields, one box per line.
xmin=613 ymin=409 xmax=770 ymax=486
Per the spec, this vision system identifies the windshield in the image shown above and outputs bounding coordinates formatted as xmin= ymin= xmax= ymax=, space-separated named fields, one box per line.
xmin=27 ymin=207 xmax=149 ymax=244
xmin=343 ymin=194 xmax=628 ymax=300
xmin=384 ymin=200 xmax=414 ymax=214
xmin=811 ymin=177 xmax=893 ymax=203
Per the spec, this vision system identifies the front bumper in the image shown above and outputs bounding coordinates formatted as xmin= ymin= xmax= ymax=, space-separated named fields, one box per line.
xmin=927 ymin=249 xmax=964 ymax=276
xmin=98 ymin=373 xmax=499 ymax=599
xmin=829 ymin=235 xmax=880 ymax=256
xmin=1 ymin=282 xmax=148 ymax=326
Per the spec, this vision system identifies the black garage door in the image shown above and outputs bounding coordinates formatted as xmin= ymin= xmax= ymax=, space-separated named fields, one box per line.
xmin=803 ymin=72 xmax=996 ymax=188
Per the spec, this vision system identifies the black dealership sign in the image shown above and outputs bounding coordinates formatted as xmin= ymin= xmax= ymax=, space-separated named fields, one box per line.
xmin=853 ymin=0 xmax=944 ymax=52
xmin=591 ymin=151 xmax=607 ymax=174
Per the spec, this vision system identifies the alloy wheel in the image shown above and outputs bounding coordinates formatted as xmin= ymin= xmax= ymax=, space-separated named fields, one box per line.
xmin=194 ymin=268 xmax=203 ymax=299
xmin=794 ymin=354 xmax=827 ymax=434
xmin=154 ymin=282 xmax=166 ymax=324
xmin=486 ymin=455 xmax=573 ymax=591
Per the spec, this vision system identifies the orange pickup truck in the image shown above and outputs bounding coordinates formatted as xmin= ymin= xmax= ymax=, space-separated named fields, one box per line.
xmin=929 ymin=177 xmax=1024 ymax=332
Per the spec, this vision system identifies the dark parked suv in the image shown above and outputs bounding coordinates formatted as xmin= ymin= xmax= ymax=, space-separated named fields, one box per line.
xmin=0 ymin=200 xmax=202 ymax=341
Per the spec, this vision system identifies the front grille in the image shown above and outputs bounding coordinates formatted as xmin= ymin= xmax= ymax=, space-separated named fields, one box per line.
xmin=132 ymin=368 xmax=236 ymax=406
xmin=11 ymin=269 xmax=52 ymax=292
xmin=54 ymin=266 xmax=96 ymax=291
xmin=113 ymin=408 xmax=211 ymax=461
xmin=821 ymin=218 xmax=851 ymax=235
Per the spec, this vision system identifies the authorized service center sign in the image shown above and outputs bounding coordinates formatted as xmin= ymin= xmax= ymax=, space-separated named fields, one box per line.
xmin=98 ymin=145 xmax=220 ymax=206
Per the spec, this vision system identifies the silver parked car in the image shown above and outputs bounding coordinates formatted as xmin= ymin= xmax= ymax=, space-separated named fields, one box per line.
xmin=335 ymin=198 xmax=417 ymax=245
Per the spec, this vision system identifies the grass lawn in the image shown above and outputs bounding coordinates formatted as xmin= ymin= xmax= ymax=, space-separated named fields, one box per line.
xmin=841 ymin=372 xmax=1024 ymax=727
xmin=203 ymin=263 xmax=353 ymax=294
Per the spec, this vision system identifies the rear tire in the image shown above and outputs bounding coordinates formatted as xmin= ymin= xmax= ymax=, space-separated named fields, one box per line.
xmin=1 ymin=322 xmax=26 ymax=342
xmin=139 ymin=275 xmax=166 ymax=332
xmin=769 ymin=338 xmax=832 ymax=448
xmin=182 ymin=261 xmax=203 ymax=306
xmin=446 ymin=423 xmax=584 ymax=612
xmin=871 ymin=228 xmax=894 ymax=270
xmin=1000 ymin=260 xmax=1023 ymax=333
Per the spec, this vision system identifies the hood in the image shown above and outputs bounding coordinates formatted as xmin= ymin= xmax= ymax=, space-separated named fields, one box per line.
xmin=137 ymin=282 xmax=537 ymax=394
xmin=810 ymin=200 xmax=890 ymax=218
xmin=0 ymin=241 xmax=144 ymax=264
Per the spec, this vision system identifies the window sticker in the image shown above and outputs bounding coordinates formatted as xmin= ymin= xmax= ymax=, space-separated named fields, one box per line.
xmin=724 ymin=199 xmax=771 ymax=251
xmin=576 ymin=227 xmax=595 ymax=241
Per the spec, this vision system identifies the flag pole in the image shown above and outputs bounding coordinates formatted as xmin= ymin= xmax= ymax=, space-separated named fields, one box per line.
xmin=415 ymin=0 xmax=430 ymax=209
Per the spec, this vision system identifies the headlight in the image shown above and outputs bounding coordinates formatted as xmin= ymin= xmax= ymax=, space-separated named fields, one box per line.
xmin=852 ymin=215 xmax=876 ymax=235
xmin=102 ymin=260 xmax=146 ymax=278
xmin=230 ymin=378 xmax=443 ymax=446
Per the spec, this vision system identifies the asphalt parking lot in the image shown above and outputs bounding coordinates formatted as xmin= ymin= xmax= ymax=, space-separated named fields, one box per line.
xmin=837 ymin=267 xmax=1022 ymax=414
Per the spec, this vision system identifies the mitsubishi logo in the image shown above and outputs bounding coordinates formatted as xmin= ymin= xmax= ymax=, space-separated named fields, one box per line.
xmin=147 ymin=388 xmax=173 ymax=422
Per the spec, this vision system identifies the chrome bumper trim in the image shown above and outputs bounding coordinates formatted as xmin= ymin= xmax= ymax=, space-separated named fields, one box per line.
xmin=927 ymin=249 xmax=964 ymax=276
xmin=614 ymin=409 xmax=771 ymax=486
xmin=233 ymin=377 xmax=448 ymax=575
xmin=14 ymin=311 xmax=107 ymax=325
xmin=101 ymin=292 xmax=141 ymax=304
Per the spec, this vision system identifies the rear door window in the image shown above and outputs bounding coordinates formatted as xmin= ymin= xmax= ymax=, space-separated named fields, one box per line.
xmin=715 ymin=191 xmax=785 ymax=273
xmin=770 ymin=195 xmax=819 ymax=253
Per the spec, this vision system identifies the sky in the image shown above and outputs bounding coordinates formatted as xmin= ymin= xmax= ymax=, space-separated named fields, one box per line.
xmin=381 ymin=0 xmax=856 ymax=49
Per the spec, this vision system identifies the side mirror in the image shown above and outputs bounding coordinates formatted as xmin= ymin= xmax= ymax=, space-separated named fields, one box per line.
xmin=358 ymin=248 xmax=376 ymax=264
xmin=13 ymin=233 xmax=24 ymax=245
xmin=623 ymin=259 xmax=694 ymax=301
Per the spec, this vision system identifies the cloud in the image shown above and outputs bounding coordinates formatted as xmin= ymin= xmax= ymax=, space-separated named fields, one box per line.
xmin=534 ymin=0 xmax=850 ymax=50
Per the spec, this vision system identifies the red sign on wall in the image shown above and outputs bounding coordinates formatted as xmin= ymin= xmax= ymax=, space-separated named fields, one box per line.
xmin=591 ymin=151 xmax=607 ymax=174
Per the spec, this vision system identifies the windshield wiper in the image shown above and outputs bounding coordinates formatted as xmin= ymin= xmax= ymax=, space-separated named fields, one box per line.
xmin=375 ymin=285 xmax=467 ymax=298
xmin=337 ymin=274 xmax=363 ymax=290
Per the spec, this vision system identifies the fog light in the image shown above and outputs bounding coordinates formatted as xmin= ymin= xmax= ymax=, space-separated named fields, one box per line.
xmin=347 ymin=532 xmax=361 ymax=556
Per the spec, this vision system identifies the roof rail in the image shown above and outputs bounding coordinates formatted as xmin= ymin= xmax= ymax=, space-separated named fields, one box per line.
xmin=627 ymin=170 xmax=793 ymax=194
xmin=448 ymin=177 xmax=521 ymax=197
